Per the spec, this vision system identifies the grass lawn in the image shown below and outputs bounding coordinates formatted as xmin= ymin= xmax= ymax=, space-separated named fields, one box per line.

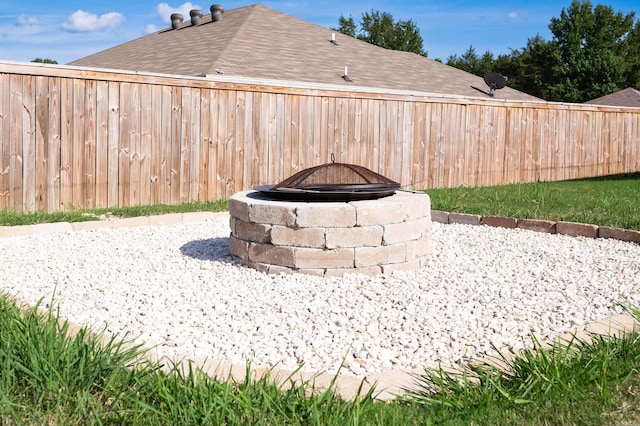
xmin=426 ymin=173 xmax=640 ymax=230
xmin=2 ymin=295 xmax=640 ymax=425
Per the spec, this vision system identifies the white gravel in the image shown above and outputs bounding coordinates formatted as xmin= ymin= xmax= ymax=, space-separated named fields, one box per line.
xmin=1 ymin=215 xmax=639 ymax=377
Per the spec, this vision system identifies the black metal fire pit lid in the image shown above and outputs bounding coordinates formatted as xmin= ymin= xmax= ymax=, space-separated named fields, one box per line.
xmin=254 ymin=159 xmax=400 ymax=201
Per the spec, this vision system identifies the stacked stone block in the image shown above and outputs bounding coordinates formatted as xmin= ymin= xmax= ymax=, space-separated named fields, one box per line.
xmin=228 ymin=190 xmax=431 ymax=277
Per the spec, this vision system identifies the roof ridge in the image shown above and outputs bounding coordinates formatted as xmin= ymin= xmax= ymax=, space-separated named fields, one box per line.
xmin=202 ymin=4 xmax=264 ymax=76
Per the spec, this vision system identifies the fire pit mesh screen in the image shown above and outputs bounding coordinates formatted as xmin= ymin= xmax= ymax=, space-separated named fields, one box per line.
xmin=271 ymin=162 xmax=398 ymax=191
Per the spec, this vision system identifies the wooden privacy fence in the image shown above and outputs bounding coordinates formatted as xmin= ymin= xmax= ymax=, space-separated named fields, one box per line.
xmin=1 ymin=61 xmax=639 ymax=213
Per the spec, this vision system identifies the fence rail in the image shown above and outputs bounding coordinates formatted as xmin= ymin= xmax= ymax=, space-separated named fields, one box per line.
xmin=1 ymin=62 xmax=639 ymax=213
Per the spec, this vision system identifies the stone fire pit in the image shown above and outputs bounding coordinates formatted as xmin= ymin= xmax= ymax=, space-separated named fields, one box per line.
xmin=228 ymin=190 xmax=430 ymax=277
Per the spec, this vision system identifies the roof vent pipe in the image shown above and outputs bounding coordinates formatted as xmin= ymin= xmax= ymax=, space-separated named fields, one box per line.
xmin=170 ymin=13 xmax=184 ymax=29
xmin=190 ymin=9 xmax=203 ymax=25
xmin=211 ymin=4 xmax=224 ymax=21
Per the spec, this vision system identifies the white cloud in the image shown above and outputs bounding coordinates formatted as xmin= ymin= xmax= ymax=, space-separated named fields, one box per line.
xmin=17 ymin=15 xmax=40 ymax=26
xmin=145 ymin=24 xmax=158 ymax=34
xmin=507 ymin=11 xmax=519 ymax=19
xmin=61 ymin=10 xmax=125 ymax=32
xmin=156 ymin=2 xmax=202 ymax=23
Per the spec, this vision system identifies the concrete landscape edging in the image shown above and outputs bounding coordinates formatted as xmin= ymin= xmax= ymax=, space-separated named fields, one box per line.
xmin=434 ymin=210 xmax=640 ymax=244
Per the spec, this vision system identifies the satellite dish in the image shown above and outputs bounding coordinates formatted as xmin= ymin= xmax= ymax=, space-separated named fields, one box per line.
xmin=483 ymin=72 xmax=507 ymax=97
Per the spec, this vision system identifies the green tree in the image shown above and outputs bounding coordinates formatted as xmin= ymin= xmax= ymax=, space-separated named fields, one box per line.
xmin=31 ymin=58 xmax=58 ymax=64
xmin=336 ymin=15 xmax=356 ymax=38
xmin=506 ymin=36 xmax=564 ymax=101
xmin=334 ymin=10 xmax=427 ymax=57
xmin=623 ymin=20 xmax=640 ymax=89
xmin=446 ymin=45 xmax=497 ymax=76
xmin=546 ymin=0 xmax=635 ymax=102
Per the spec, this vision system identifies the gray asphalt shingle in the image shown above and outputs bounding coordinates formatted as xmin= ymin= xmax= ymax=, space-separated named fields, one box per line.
xmin=69 ymin=3 xmax=540 ymax=101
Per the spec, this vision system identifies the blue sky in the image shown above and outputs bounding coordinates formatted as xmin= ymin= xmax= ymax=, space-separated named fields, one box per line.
xmin=0 ymin=1 xmax=637 ymax=64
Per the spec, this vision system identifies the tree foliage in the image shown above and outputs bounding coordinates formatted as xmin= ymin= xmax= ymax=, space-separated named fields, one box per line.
xmin=446 ymin=46 xmax=499 ymax=76
xmin=546 ymin=0 xmax=635 ymax=102
xmin=445 ymin=0 xmax=639 ymax=102
xmin=334 ymin=11 xmax=427 ymax=57
xmin=31 ymin=58 xmax=58 ymax=64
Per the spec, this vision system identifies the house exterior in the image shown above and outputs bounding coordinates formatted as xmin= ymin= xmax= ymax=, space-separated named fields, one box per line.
xmin=586 ymin=87 xmax=640 ymax=108
xmin=69 ymin=3 xmax=539 ymax=102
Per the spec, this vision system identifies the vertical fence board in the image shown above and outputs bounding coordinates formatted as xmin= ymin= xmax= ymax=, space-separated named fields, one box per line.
xmin=369 ymin=99 xmax=381 ymax=174
xmin=242 ymin=91 xmax=255 ymax=190
xmin=71 ymin=79 xmax=86 ymax=208
xmin=428 ymin=103 xmax=441 ymax=187
xmin=310 ymin=96 xmax=322 ymax=168
xmin=284 ymin=94 xmax=295 ymax=175
xmin=34 ymin=76 xmax=49 ymax=212
xmin=333 ymin=97 xmax=343 ymax=160
xmin=21 ymin=75 xmax=36 ymax=212
xmin=128 ymin=83 xmax=141 ymax=205
xmin=319 ymin=97 xmax=330 ymax=165
xmin=84 ymin=80 xmax=97 ymax=209
xmin=566 ymin=109 xmax=578 ymax=180
xmin=46 ymin=77 xmax=61 ymax=212
xmin=441 ymin=103 xmax=460 ymax=187
xmin=139 ymin=84 xmax=153 ymax=205
xmin=326 ymin=97 xmax=337 ymax=162
xmin=224 ymin=90 xmax=237 ymax=195
xmin=199 ymin=88 xmax=212 ymax=201
xmin=377 ymin=101 xmax=388 ymax=178
xmin=189 ymin=88 xmax=201 ymax=201
xmin=348 ymin=97 xmax=360 ymax=165
xmin=520 ymin=107 xmax=534 ymax=183
xmin=170 ymin=86 xmax=182 ymax=203
xmin=95 ymin=81 xmax=109 ymax=208
xmin=412 ymin=102 xmax=428 ymax=188
xmin=107 ymin=82 xmax=120 ymax=207
xmin=232 ymin=90 xmax=245 ymax=195
xmin=9 ymin=75 xmax=24 ymax=211
xmin=462 ymin=104 xmax=478 ymax=187
xmin=357 ymin=97 xmax=369 ymax=171
xmin=612 ymin=112 xmax=622 ymax=175
xmin=158 ymin=85 xmax=172 ymax=204
xmin=531 ymin=108 xmax=543 ymax=182
xmin=467 ymin=105 xmax=482 ymax=187
xmin=149 ymin=84 xmax=163 ymax=204
xmin=274 ymin=93 xmax=285 ymax=181
xmin=206 ymin=89 xmax=219 ymax=198
xmin=118 ymin=82 xmax=131 ymax=207
xmin=215 ymin=89 xmax=228 ymax=197
xmin=0 ymin=74 xmax=9 ymax=210
xmin=256 ymin=92 xmax=271 ymax=186
xmin=0 ymin=75 xmax=7 ymax=210
xmin=251 ymin=93 xmax=265 ymax=187
xmin=400 ymin=101 xmax=413 ymax=186
xmin=629 ymin=113 xmax=637 ymax=171
xmin=300 ymin=95 xmax=315 ymax=170
xmin=59 ymin=78 xmax=74 ymax=210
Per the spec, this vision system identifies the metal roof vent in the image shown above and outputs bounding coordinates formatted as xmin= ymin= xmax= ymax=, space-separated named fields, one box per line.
xmin=211 ymin=4 xmax=224 ymax=21
xmin=342 ymin=66 xmax=352 ymax=82
xmin=170 ymin=13 xmax=184 ymax=29
xmin=190 ymin=9 xmax=203 ymax=25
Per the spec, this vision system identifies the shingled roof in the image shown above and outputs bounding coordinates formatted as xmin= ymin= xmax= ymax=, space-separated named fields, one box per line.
xmin=586 ymin=87 xmax=640 ymax=108
xmin=69 ymin=3 xmax=540 ymax=101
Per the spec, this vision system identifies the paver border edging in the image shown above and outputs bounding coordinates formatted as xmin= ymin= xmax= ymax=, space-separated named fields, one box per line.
xmin=432 ymin=210 xmax=640 ymax=244
xmin=0 ymin=211 xmax=230 ymax=238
